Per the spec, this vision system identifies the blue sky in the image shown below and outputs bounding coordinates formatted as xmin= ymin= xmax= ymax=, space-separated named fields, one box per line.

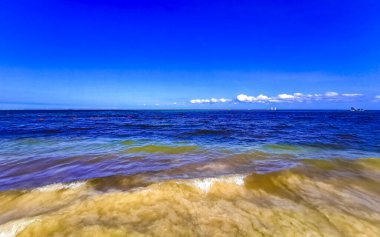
xmin=1 ymin=0 xmax=380 ymax=109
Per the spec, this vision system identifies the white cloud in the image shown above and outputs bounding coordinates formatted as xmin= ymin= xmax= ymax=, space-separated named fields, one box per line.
xmin=234 ymin=91 xmax=364 ymax=104
xmin=219 ymin=98 xmax=230 ymax=103
xmin=268 ymin=99 xmax=281 ymax=103
xmin=190 ymin=99 xmax=209 ymax=104
xmin=237 ymin=94 xmax=271 ymax=103
xmin=236 ymin=94 xmax=248 ymax=102
xmin=325 ymin=91 xmax=339 ymax=97
xmin=277 ymin=94 xmax=295 ymax=99
xmin=374 ymin=95 xmax=380 ymax=102
xmin=275 ymin=93 xmax=313 ymax=103
xmin=237 ymin=94 xmax=252 ymax=102
xmin=190 ymin=98 xmax=231 ymax=104
xmin=190 ymin=91 xmax=364 ymax=105
xmin=256 ymin=94 xmax=270 ymax=100
xmin=342 ymin=93 xmax=362 ymax=97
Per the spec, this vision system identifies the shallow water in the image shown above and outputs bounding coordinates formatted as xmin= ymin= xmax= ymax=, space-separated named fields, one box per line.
xmin=0 ymin=110 xmax=379 ymax=236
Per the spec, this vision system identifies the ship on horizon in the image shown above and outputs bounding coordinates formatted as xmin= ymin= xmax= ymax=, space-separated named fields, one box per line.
xmin=350 ymin=107 xmax=364 ymax=112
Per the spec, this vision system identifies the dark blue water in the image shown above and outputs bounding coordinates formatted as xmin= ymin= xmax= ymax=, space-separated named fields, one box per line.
xmin=0 ymin=110 xmax=379 ymax=191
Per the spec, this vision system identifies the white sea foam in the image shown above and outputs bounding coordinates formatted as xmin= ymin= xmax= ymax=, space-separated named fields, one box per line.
xmin=34 ymin=181 xmax=85 ymax=192
xmin=188 ymin=175 xmax=245 ymax=193
xmin=0 ymin=218 xmax=37 ymax=237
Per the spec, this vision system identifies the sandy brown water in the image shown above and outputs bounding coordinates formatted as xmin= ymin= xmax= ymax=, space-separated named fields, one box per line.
xmin=1 ymin=158 xmax=379 ymax=237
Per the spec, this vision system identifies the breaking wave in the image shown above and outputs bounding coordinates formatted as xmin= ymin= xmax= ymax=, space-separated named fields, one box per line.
xmin=1 ymin=158 xmax=379 ymax=236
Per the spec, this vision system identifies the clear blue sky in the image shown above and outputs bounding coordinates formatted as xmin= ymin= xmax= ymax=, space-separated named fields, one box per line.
xmin=1 ymin=0 xmax=379 ymax=109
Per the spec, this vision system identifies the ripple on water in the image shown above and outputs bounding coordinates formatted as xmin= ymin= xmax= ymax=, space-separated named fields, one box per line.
xmin=120 ymin=140 xmax=137 ymax=146
xmin=125 ymin=145 xmax=200 ymax=154
xmin=263 ymin=144 xmax=301 ymax=151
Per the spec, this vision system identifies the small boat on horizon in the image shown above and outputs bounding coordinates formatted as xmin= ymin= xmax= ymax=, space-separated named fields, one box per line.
xmin=350 ymin=107 xmax=364 ymax=112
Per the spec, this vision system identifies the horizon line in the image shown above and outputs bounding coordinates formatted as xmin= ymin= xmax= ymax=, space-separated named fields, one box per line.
xmin=0 ymin=108 xmax=377 ymax=111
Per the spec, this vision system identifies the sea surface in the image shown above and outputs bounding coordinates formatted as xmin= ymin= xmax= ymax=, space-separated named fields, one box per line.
xmin=0 ymin=110 xmax=379 ymax=236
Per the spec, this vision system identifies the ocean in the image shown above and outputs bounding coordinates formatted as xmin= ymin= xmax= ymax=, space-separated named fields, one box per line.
xmin=0 ymin=110 xmax=379 ymax=236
